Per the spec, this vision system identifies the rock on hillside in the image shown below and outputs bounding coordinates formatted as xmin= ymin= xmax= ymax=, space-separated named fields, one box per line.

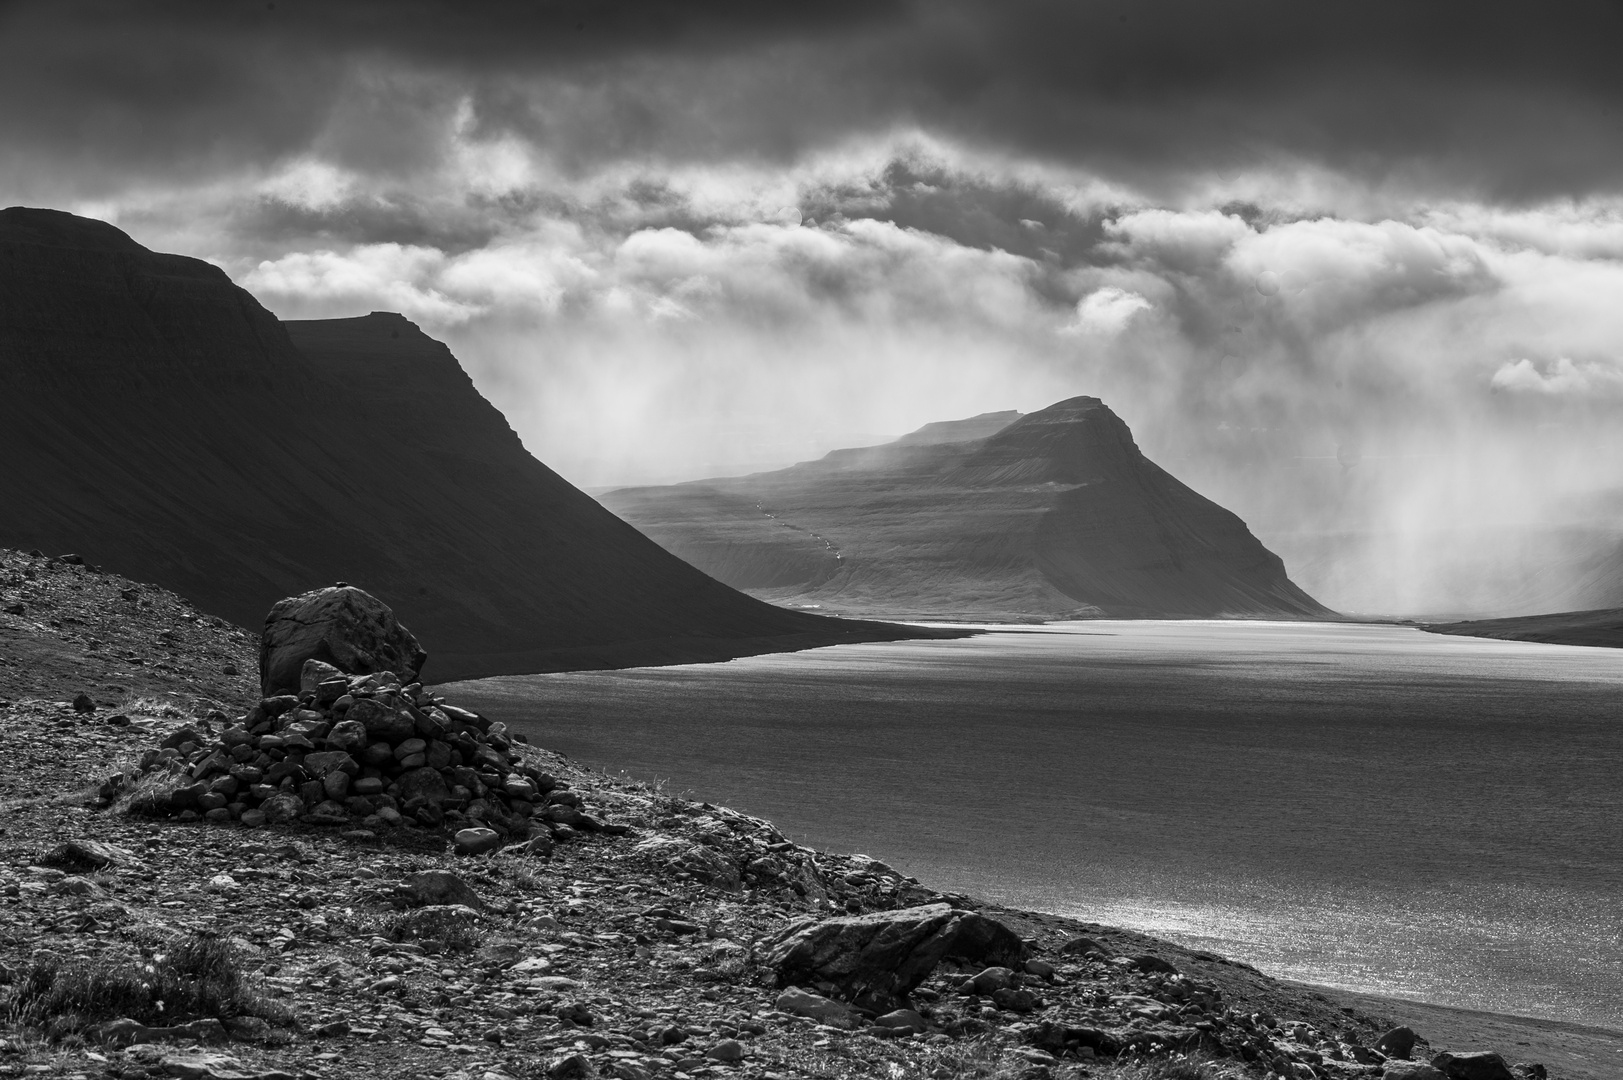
xmin=602 ymin=397 xmax=1331 ymax=621
xmin=0 ymin=207 xmax=931 ymax=680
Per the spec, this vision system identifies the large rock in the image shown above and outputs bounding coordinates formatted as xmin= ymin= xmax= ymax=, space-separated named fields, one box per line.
xmin=42 ymin=839 xmax=136 ymax=870
xmin=344 ymin=697 xmax=416 ymax=744
xmin=1377 ymin=1026 xmax=1420 ymax=1059
xmin=946 ymin=910 xmax=1027 ymax=968
xmin=773 ymin=987 xmax=859 ymax=1028
xmin=1383 ymin=1067 xmax=1446 ymax=1080
xmin=1430 ymin=1052 xmax=1515 ymax=1080
xmin=765 ymin=903 xmax=1025 ymax=1010
xmin=396 ymin=766 xmax=451 ymax=805
xmin=398 ymin=870 xmax=484 ymax=910
xmin=259 ymin=586 xmax=426 ymax=695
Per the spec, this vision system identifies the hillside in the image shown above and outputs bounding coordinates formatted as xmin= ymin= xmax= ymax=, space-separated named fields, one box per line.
xmin=1425 ymin=608 xmax=1623 ymax=649
xmin=602 ymin=398 xmax=1331 ymax=621
xmin=0 ymin=207 xmax=933 ymax=681
xmin=0 ymin=551 xmax=1589 ymax=1080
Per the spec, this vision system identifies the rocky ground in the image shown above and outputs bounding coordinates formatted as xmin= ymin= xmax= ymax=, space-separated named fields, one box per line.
xmin=0 ymin=550 xmax=1570 ymax=1080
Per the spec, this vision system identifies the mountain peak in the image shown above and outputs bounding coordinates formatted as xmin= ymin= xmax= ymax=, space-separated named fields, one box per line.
xmin=603 ymin=393 xmax=1330 ymax=620
xmin=967 ymin=394 xmax=1141 ymax=486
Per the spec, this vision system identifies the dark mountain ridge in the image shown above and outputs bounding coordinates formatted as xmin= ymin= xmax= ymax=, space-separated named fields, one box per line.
xmin=0 ymin=206 xmax=931 ymax=680
xmin=603 ymin=397 xmax=1331 ymax=620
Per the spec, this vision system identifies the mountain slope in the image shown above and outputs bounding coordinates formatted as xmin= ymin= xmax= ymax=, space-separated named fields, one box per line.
xmin=1425 ymin=608 xmax=1623 ymax=649
xmin=602 ymin=397 xmax=1330 ymax=620
xmin=0 ymin=206 xmax=929 ymax=679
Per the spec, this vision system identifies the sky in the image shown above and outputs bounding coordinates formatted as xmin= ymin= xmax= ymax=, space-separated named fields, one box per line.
xmin=6 ymin=0 xmax=1623 ymax=615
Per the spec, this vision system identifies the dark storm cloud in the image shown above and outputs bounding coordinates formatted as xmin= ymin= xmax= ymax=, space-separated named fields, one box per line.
xmin=6 ymin=0 xmax=1623 ymax=200
xmin=894 ymin=1 xmax=1623 ymax=199
xmin=806 ymin=161 xmax=1112 ymax=266
xmin=0 ymin=0 xmax=904 ymax=193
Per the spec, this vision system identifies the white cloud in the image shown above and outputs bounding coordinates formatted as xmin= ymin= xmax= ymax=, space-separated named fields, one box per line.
xmin=1062 ymin=287 xmax=1152 ymax=336
xmin=1490 ymin=357 xmax=1623 ymax=395
xmin=258 ymin=159 xmax=358 ymax=211
xmin=243 ymin=245 xmax=479 ymax=323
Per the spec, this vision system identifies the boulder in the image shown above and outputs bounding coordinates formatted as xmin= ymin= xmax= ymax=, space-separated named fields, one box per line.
xmin=773 ymin=987 xmax=859 ymax=1028
xmin=1377 ymin=1026 xmax=1420 ymax=1059
xmin=345 ymin=698 xmax=415 ymax=744
xmin=1430 ymin=1051 xmax=1515 ymax=1080
xmin=42 ymin=839 xmax=136 ymax=870
xmin=398 ymin=870 xmax=484 ymax=910
xmin=960 ymin=967 xmax=1015 ymax=995
xmin=1128 ymin=953 xmax=1179 ymax=975
xmin=992 ymin=986 xmax=1039 ymax=1012
xmin=1383 ymin=1067 xmax=1446 ymax=1080
xmin=259 ymin=586 xmax=426 ymax=695
xmin=324 ymin=719 xmax=369 ymax=753
xmin=454 ymin=827 xmax=502 ymax=856
xmin=396 ymin=766 xmax=451 ymax=805
xmin=946 ymin=911 xmax=1028 ymax=967
xmin=302 ymin=751 xmax=357 ymax=779
xmin=874 ymin=1008 xmax=929 ymax=1034
xmin=259 ymin=794 xmax=305 ymax=824
xmin=766 ymin=903 xmax=1023 ymax=1010
xmin=322 ymin=771 xmax=350 ymax=800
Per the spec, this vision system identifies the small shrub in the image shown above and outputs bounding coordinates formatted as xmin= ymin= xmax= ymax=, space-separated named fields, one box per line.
xmin=378 ymin=905 xmax=488 ymax=953
xmin=112 ymin=758 xmax=187 ymax=818
xmin=507 ymin=865 xmax=544 ymax=893
xmin=4 ymin=932 xmax=284 ymax=1036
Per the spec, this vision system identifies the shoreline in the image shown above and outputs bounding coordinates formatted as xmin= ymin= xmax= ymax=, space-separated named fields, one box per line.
xmin=1310 ymin=986 xmax=1623 ymax=1080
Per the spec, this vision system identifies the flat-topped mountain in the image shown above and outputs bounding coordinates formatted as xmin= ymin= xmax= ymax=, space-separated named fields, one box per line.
xmin=602 ymin=397 xmax=1331 ymax=620
xmin=0 ymin=206 xmax=929 ymax=679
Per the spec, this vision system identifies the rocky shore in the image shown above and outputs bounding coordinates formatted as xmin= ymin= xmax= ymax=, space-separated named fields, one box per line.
xmin=0 ymin=549 xmax=1574 ymax=1080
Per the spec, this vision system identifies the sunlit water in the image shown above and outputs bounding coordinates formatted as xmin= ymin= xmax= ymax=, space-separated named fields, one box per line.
xmin=445 ymin=622 xmax=1623 ymax=1030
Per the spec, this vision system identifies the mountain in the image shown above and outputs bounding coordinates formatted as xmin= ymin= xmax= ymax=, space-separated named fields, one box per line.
xmin=0 ymin=206 xmax=933 ymax=680
xmin=601 ymin=397 xmax=1331 ymax=620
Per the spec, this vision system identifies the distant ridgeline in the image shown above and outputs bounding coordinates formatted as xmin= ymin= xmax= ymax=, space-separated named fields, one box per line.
xmin=0 ymin=207 xmax=929 ymax=679
xmin=602 ymin=398 xmax=1332 ymax=621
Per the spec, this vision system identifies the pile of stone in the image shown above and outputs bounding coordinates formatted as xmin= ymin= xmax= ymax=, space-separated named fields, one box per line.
xmin=119 ymin=585 xmax=604 ymax=846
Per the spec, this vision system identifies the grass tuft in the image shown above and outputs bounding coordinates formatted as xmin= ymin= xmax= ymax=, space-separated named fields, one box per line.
xmin=4 ymin=932 xmax=286 ymax=1036
xmin=1104 ymin=1053 xmax=1230 ymax=1080
xmin=111 ymin=758 xmax=187 ymax=817
xmin=377 ymin=905 xmax=489 ymax=953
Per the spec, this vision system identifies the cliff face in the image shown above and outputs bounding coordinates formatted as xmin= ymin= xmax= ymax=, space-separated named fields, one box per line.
xmin=602 ymin=397 xmax=1331 ymax=620
xmin=0 ymin=207 xmax=920 ymax=679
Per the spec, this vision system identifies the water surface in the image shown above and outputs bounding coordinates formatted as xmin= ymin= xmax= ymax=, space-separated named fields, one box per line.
xmin=446 ymin=622 xmax=1623 ymax=1029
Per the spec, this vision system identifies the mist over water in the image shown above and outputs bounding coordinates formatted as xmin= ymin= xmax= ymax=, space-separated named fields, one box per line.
xmin=447 ymin=622 xmax=1623 ymax=1030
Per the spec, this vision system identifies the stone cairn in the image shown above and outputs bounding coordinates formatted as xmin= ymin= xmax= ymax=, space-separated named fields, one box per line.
xmin=120 ymin=586 xmax=600 ymax=849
